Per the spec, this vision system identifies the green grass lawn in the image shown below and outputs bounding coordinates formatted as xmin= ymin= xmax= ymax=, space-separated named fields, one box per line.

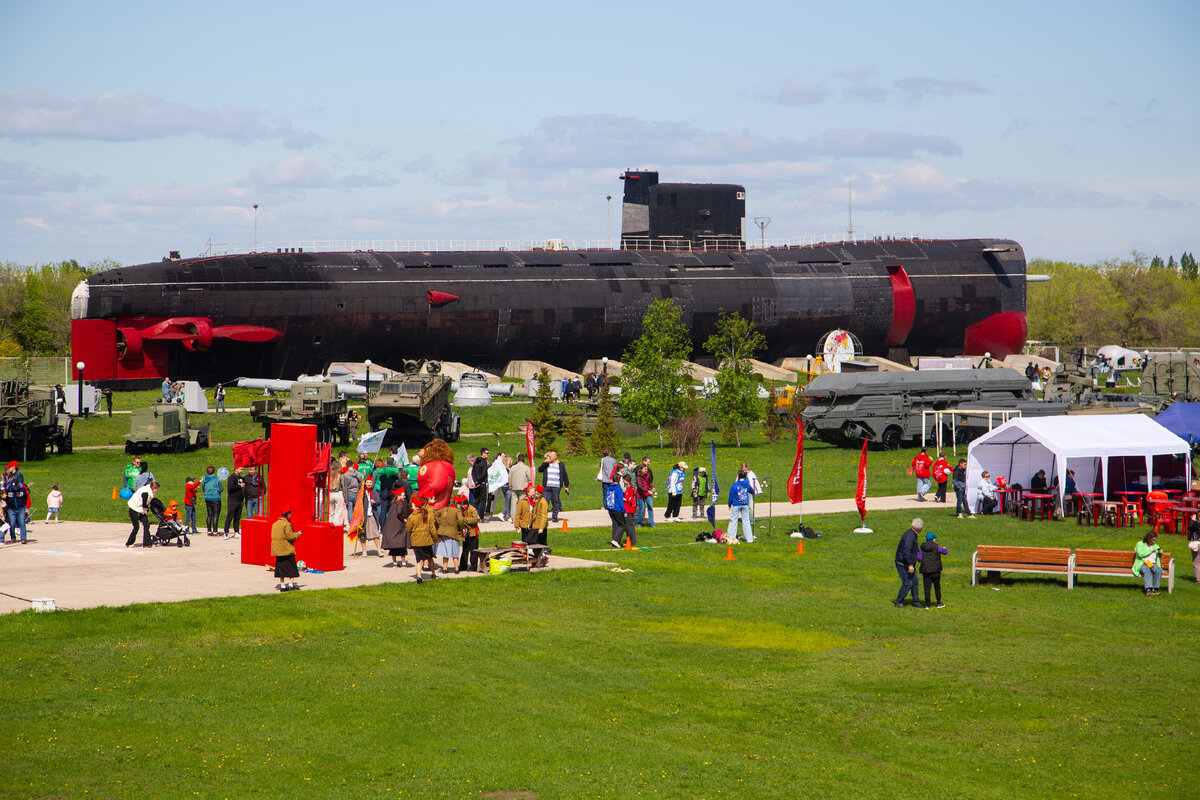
xmin=1 ymin=509 xmax=1195 ymax=798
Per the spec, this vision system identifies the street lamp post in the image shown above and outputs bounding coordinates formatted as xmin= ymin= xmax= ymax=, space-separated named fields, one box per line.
xmin=253 ymin=204 xmax=259 ymax=252
xmin=606 ymin=195 xmax=613 ymax=248
xmin=75 ymin=361 xmax=86 ymax=418
xmin=363 ymin=359 xmax=372 ymax=431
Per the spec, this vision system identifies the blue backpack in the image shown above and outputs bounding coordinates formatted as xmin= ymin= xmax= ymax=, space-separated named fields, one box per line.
xmin=603 ymin=482 xmax=624 ymax=513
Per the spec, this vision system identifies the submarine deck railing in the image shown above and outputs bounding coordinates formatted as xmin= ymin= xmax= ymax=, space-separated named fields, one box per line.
xmin=202 ymin=231 xmax=934 ymax=257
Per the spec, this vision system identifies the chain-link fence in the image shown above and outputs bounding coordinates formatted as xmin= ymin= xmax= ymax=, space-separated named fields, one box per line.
xmin=0 ymin=357 xmax=71 ymax=385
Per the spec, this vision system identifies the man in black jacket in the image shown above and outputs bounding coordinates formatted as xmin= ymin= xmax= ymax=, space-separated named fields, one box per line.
xmin=224 ymin=466 xmax=246 ymax=538
xmin=893 ymin=518 xmax=923 ymax=607
xmin=471 ymin=448 xmax=491 ymax=520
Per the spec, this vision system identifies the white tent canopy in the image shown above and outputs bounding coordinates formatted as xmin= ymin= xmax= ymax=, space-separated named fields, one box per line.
xmin=966 ymin=415 xmax=1192 ymax=513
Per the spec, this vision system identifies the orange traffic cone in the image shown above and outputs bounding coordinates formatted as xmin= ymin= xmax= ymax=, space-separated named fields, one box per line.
xmin=796 ymin=537 xmax=805 ymax=554
xmin=624 ymin=536 xmax=634 ymax=551
xmin=724 ymin=543 xmax=737 ymax=561
xmin=561 ymin=519 xmax=569 ymax=532
xmin=111 ymin=487 xmax=119 ymax=500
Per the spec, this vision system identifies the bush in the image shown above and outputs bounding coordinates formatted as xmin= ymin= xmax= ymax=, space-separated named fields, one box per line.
xmin=668 ymin=415 xmax=705 ymax=456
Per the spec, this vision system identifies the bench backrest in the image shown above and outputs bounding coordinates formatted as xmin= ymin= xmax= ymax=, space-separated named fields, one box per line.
xmin=975 ymin=545 xmax=1072 ymax=566
xmin=1075 ymin=548 xmax=1172 ymax=569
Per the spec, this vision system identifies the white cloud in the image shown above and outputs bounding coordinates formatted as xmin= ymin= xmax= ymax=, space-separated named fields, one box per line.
xmin=0 ymin=87 xmax=322 ymax=147
xmin=857 ymin=163 xmax=1121 ymax=211
xmin=0 ymin=159 xmax=103 ymax=195
xmin=247 ymin=155 xmax=396 ymax=189
xmin=893 ymin=77 xmax=990 ymax=103
xmin=758 ymin=79 xmax=830 ymax=107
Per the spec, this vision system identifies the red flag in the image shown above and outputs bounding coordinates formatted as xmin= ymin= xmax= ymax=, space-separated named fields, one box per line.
xmin=855 ymin=438 xmax=869 ymax=522
xmin=787 ymin=418 xmax=804 ymax=503
xmin=525 ymin=418 xmax=535 ymax=471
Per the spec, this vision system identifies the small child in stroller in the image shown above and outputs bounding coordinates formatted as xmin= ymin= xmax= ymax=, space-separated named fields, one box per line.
xmin=149 ymin=497 xmax=191 ymax=547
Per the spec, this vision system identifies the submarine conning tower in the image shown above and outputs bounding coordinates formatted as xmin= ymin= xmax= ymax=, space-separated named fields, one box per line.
xmin=619 ymin=169 xmax=746 ymax=251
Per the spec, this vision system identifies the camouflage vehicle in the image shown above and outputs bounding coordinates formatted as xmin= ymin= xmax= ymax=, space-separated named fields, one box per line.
xmin=1141 ymin=354 xmax=1200 ymax=402
xmin=365 ymin=360 xmax=460 ymax=444
xmin=0 ymin=380 xmax=73 ymax=461
xmin=124 ymin=405 xmax=211 ymax=454
xmin=250 ymin=381 xmax=354 ymax=444
xmin=802 ymin=368 xmax=1040 ymax=449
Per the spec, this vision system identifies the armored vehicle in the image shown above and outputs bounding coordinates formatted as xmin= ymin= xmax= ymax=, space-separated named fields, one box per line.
xmin=124 ymin=405 xmax=211 ymax=454
xmin=802 ymin=368 xmax=1039 ymax=449
xmin=0 ymin=380 xmax=73 ymax=460
xmin=250 ymin=381 xmax=354 ymax=444
xmin=365 ymin=360 xmax=460 ymax=444
xmin=1141 ymin=354 xmax=1200 ymax=401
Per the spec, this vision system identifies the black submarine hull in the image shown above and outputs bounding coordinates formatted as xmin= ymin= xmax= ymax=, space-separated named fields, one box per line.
xmin=71 ymin=237 xmax=1027 ymax=384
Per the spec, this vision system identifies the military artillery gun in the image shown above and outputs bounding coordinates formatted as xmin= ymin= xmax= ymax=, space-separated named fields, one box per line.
xmin=0 ymin=379 xmax=73 ymax=460
xmin=250 ymin=381 xmax=355 ymax=444
xmin=365 ymin=360 xmax=460 ymax=444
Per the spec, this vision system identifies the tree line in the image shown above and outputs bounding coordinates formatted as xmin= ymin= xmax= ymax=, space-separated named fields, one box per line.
xmin=0 ymin=260 xmax=109 ymax=358
xmin=1026 ymin=251 xmax=1200 ymax=347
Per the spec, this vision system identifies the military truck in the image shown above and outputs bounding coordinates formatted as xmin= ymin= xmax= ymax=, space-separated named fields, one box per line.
xmin=0 ymin=380 xmax=73 ymax=460
xmin=250 ymin=381 xmax=355 ymax=444
xmin=802 ymin=368 xmax=1043 ymax=449
xmin=365 ymin=360 xmax=460 ymax=444
xmin=124 ymin=405 xmax=210 ymax=454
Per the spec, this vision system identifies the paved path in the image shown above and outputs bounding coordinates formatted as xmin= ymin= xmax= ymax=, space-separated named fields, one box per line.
xmin=474 ymin=493 xmax=940 ymax=535
xmin=0 ymin=493 xmax=935 ymax=615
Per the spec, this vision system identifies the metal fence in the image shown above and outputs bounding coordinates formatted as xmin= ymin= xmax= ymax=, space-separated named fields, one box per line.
xmin=0 ymin=357 xmax=71 ymax=385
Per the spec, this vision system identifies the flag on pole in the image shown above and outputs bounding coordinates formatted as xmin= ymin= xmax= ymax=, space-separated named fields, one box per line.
xmin=787 ymin=419 xmax=804 ymax=504
xmin=525 ymin=418 xmax=536 ymax=467
xmin=396 ymin=442 xmax=410 ymax=466
xmin=347 ymin=479 xmax=366 ymax=541
xmin=855 ymin=437 xmax=869 ymax=523
xmin=356 ymin=428 xmax=387 ymax=455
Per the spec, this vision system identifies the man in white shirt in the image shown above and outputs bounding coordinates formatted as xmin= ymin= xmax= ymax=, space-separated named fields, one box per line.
xmin=126 ymin=480 xmax=159 ymax=547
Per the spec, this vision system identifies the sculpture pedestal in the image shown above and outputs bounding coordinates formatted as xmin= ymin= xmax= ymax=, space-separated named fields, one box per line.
xmin=241 ymin=518 xmax=345 ymax=572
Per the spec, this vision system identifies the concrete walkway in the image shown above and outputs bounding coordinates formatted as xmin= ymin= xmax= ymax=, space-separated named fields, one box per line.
xmin=0 ymin=493 xmax=935 ymax=615
xmin=474 ymin=492 xmax=941 ymax=535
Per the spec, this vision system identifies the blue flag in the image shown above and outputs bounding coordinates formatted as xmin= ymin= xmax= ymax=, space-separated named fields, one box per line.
xmin=706 ymin=439 xmax=719 ymax=526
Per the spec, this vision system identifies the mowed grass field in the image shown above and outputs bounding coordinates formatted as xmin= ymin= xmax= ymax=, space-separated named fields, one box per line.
xmin=1 ymin=392 xmax=1197 ymax=798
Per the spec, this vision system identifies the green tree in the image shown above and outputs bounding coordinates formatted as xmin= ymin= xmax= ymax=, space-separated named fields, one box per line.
xmin=1182 ymin=252 xmax=1198 ymax=281
xmin=704 ymin=312 xmax=767 ymax=446
xmin=619 ymin=299 xmax=692 ymax=447
xmin=763 ymin=386 xmax=783 ymax=443
xmin=590 ymin=383 xmax=622 ymax=457
xmin=529 ymin=367 xmax=558 ymax=451
xmin=561 ymin=406 xmax=589 ymax=456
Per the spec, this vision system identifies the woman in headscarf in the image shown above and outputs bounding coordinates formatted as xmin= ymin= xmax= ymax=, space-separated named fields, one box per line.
xmin=434 ymin=495 xmax=465 ymax=573
xmin=407 ymin=495 xmax=437 ymax=584
xmin=381 ymin=482 xmax=413 ymax=568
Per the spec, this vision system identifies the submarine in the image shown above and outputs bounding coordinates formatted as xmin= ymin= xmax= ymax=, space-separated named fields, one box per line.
xmin=70 ymin=170 xmax=1028 ymax=384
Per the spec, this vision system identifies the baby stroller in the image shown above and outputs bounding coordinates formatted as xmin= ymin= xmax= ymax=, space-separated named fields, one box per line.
xmin=149 ymin=498 xmax=191 ymax=547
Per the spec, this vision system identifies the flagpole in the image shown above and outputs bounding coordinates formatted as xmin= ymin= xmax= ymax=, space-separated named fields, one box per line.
xmin=854 ymin=437 xmax=873 ymax=533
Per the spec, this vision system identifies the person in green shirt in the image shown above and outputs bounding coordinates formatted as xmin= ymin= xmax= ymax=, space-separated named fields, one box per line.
xmin=124 ymin=457 xmax=142 ymax=490
xmin=1133 ymin=531 xmax=1164 ymax=596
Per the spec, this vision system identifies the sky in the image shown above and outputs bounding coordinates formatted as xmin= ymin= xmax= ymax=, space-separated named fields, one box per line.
xmin=1 ymin=0 xmax=1196 ymax=268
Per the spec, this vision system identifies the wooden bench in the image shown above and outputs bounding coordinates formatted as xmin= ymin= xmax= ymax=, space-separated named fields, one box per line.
xmin=1072 ymin=548 xmax=1174 ymax=594
xmin=971 ymin=545 xmax=1074 ymax=586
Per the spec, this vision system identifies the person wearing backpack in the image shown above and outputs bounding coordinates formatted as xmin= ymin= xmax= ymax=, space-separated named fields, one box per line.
xmin=3 ymin=461 xmax=29 ymax=544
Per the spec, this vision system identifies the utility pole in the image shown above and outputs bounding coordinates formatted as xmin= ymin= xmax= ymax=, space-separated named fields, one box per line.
xmin=606 ymin=195 xmax=613 ymax=249
xmin=846 ymin=180 xmax=854 ymax=241
xmin=754 ymin=216 xmax=771 ymax=248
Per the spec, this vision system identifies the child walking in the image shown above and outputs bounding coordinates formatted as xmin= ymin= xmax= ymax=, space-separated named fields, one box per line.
xmin=45 ymin=484 xmax=63 ymax=523
xmin=918 ymin=531 xmax=948 ymax=609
